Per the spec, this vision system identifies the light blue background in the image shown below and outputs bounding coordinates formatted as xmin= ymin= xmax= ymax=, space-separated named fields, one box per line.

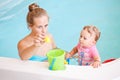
xmin=0 ymin=0 xmax=120 ymax=61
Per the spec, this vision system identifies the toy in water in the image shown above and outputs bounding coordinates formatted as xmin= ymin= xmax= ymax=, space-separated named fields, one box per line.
xmin=47 ymin=49 xmax=65 ymax=70
xmin=44 ymin=36 xmax=50 ymax=43
xmin=102 ymin=58 xmax=116 ymax=64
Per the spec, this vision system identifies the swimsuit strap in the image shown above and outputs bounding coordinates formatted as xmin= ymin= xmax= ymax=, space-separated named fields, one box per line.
xmin=29 ymin=56 xmax=48 ymax=62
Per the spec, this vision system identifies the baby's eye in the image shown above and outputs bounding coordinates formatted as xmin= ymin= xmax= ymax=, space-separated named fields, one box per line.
xmin=84 ymin=37 xmax=87 ymax=40
xmin=80 ymin=35 xmax=82 ymax=38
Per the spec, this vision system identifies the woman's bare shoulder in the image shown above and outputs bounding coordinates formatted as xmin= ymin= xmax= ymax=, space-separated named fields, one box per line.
xmin=18 ymin=35 xmax=31 ymax=48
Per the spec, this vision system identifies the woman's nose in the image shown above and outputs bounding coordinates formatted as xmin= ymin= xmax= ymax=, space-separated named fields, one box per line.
xmin=42 ymin=27 xmax=45 ymax=33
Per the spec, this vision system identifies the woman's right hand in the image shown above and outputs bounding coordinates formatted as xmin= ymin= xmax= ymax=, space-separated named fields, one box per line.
xmin=34 ymin=33 xmax=45 ymax=47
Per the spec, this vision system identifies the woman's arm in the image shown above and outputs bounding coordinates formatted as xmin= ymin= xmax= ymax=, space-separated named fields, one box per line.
xmin=18 ymin=41 xmax=40 ymax=60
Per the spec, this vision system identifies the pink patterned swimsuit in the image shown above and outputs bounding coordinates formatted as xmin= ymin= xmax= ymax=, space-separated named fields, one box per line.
xmin=76 ymin=43 xmax=99 ymax=65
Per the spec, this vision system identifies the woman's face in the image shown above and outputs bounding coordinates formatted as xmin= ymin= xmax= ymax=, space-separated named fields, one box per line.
xmin=30 ymin=16 xmax=48 ymax=35
xmin=79 ymin=29 xmax=96 ymax=47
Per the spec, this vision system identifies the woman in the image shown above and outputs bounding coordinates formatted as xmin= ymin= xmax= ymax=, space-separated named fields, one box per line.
xmin=18 ymin=3 xmax=56 ymax=61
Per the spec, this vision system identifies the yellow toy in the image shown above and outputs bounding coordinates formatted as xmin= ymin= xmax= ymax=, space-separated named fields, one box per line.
xmin=44 ymin=36 xmax=50 ymax=43
xmin=64 ymin=60 xmax=68 ymax=64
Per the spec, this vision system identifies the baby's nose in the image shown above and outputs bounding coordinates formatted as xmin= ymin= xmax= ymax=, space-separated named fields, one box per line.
xmin=80 ymin=37 xmax=83 ymax=41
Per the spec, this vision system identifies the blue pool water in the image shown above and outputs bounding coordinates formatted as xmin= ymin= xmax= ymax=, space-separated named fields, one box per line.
xmin=0 ymin=0 xmax=120 ymax=63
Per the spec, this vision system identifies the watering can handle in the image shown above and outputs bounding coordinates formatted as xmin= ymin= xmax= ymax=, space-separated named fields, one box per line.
xmin=49 ymin=58 xmax=56 ymax=70
xmin=66 ymin=58 xmax=70 ymax=64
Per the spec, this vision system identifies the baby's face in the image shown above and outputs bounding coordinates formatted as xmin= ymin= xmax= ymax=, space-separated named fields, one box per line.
xmin=79 ymin=29 xmax=96 ymax=47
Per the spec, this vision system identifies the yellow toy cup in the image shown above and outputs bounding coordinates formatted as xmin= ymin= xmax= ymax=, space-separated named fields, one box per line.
xmin=47 ymin=49 xmax=65 ymax=70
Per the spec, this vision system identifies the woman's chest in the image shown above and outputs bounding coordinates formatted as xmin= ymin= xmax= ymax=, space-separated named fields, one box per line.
xmin=35 ymin=43 xmax=53 ymax=56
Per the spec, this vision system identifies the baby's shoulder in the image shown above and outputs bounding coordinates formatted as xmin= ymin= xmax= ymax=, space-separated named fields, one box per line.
xmin=89 ymin=45 xmax=97 ymax=52
xmin=90 ymin=45 xmax=97 ymax=49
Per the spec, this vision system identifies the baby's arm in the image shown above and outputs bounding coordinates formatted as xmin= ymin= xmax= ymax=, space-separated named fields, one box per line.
xmin=94 ymin=56 xmax=101 ymax=62
xmin=65 ymin=47 xmax=78 ymax=59
xmin=91 ymin=56 xmax=101 ymax=68
xmin=90 ymin=46 xmax=101 ymax=68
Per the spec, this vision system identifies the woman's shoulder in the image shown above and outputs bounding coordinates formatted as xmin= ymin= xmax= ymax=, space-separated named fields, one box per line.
xmin=18 ymin=35 xmax=31 ymax=47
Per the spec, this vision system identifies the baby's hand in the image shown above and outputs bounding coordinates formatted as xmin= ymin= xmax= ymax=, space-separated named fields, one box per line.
xmin=65 ymin=53 xmax=71 ymax=59
xmin=90 ymin=61 xmax=101 ymax=68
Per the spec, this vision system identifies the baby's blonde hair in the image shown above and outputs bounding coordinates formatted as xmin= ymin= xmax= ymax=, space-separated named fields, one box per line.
xmin=83 ymin=25 xmax=101 ymax=42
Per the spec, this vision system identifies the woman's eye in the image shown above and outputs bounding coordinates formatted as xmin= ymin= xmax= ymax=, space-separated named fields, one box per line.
xmin=38 ymin=26 xmax=42 ymax=28
xmin=45 ymin=24 xmax=48 ymax=28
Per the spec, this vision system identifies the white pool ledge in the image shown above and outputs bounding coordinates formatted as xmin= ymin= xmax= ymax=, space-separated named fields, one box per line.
xmin=0 ymin=57 xmax=120 ymax=80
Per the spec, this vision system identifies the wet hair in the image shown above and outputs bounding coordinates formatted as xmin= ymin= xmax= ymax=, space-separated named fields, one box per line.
xmin=27 ymin=3 xmax=49 ymax=26
xmin=83 ymin=25 xmax=101 ymax=42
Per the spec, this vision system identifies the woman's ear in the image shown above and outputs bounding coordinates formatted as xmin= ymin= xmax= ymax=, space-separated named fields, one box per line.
xmin=28 ymin=24 xmax=33 ymax=30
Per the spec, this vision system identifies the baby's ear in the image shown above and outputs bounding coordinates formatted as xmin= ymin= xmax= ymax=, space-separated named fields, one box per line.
xmin=92 ymin=40 xmax=96 ymax=45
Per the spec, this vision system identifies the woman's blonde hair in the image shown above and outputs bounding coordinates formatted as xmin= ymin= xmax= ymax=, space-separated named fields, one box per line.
xmin=27 ymin=3 xmax=49 ymax=26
